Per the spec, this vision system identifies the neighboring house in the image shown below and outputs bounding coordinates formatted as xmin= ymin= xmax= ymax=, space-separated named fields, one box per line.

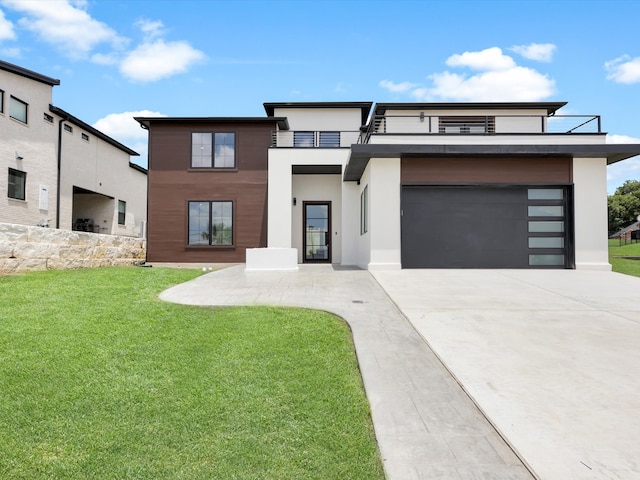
xmin=610 ymin=221 xmax=640 ymax=239
xmin=0 ymin=60 xmax=146 ymax=237
xmin=139 ymin=102 xmax=640 ymax=270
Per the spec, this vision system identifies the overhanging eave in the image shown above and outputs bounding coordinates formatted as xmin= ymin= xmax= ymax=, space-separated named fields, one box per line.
xmin=343 ymin=143 xmax=640 ymax=181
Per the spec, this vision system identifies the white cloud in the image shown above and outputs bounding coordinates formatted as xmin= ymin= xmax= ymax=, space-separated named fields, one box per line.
xmin=605 ymin=55 xmax=640 ymax=84
xmin=0 ymin=8 xmax=16 ymax=40
xmin=379 ymin=46 xmax=556 ymax=102
xmin=510 ymin=43 xmax=556 ymax=62
xmin=2 ymin=0 xmax=127 ymax=59
xmin=446 ymin=47 xmax=515 ymax=71
xmin=607 ymin=134 xmax=640 ymax=144
xmin=119 ymin=39 xmax=205 ymax=82
xmin=135 ymin=18 xmax=165 ymax=40
xmin=93 ymin=110 xmax=166 ymax=142
xmin=379 ymin=80 xmax=418 ymax=93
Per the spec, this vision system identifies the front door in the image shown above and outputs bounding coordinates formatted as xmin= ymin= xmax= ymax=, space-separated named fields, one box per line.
xmin=303 ymin=202 xmax=331 ymax=263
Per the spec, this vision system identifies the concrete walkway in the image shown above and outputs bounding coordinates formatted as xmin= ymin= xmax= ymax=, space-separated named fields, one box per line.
xmin=159 ymin=265 xmax=532 ymax=479
xmin=373 ymin=269 xmax=640 ymax=480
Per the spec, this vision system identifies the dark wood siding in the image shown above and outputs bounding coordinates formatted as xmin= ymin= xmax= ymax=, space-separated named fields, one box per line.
xmin=401 ymin=156 xmax=572 ymax=184
xmin=147 ymin=122 xmax=274 ymax=262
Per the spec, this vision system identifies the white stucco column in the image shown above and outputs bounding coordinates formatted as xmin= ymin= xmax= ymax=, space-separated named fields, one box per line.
xmin=267 ymin=154 xmax=293 ymax=248
xmin=573 ymin=157 xmax=611 ymax=270
xmin=368 ymin=157 xmax=401 ymax=270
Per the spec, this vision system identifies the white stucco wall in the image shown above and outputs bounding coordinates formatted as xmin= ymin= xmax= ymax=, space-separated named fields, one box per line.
xmin=364 ymin=158 xmax=401 ymax=270
xmin=0 ymin=69 xmax=57 ymax=227
xmin=271 ymin=107 xmax=364 ymax=131
xmin=573 ymin=157 xmax=611 ymax=270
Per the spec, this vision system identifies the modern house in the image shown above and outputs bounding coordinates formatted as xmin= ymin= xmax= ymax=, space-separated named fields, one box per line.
xmin=1 ymin=60 xmax=146 ymax=237
xmin=138 ymin=101 xmax=640 ymax=270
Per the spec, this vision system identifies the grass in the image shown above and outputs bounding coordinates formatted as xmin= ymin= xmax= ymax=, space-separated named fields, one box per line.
xmin=608 ymin=238 xmax=640 ymax=277
xmin=0 ymin=267 xmax=384 ymax=480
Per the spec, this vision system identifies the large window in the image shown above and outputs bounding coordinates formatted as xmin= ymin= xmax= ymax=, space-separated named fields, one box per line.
xmin=118 ymin=200 xmax=126 ymax=225
xmin=188 ymin=201 xmax=233 ymax=246
xmin=319 ymin=131 xmax=340 ymax=148
xmin=8 ymin=168 xmax=26 ymax=200
xmin=10 ymin=96 xmax=28 ymax=124
xmin=191 ymin=132 xmax=236 ymax=168
xmin=293 ymin=131 xmax=314 ymax=147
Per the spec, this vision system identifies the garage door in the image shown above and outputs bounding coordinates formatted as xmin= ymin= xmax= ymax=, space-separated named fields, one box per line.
xmin=401 ymin=186 xmax=571 ymax=268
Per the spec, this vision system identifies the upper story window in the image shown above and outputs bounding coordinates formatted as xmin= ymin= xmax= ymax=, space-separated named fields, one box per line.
xmin=293 ymin=131 xmax=314 ymax=147
xmin=44 ymin=113 xmax=53 ymax=123
xmin=0 ymin=89 xmax=4 ymax=113
xmin=8 ymin=168 xmax=26 ymax=200
xmin=319 ymin=131 xmax=340 ymax=148
xmin=439 ymin=116 xmax=495 ymax=134
xmin=10 ymin=96 xmax=28 ymax=124
xmin=82 ymin=133 xmax=89 ymax=141
xmin=191 ymin=132 xmax=236 ymax=168
xmin=64 ymin=124 xmax=73 ymax=133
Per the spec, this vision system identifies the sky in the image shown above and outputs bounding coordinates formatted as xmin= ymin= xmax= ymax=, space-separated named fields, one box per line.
xmin=1 ymin=0 xmax=639 ymax=193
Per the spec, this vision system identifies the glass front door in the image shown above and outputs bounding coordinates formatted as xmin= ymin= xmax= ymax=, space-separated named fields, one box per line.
xmin=303 ymin=202 xmax=331 ymax=263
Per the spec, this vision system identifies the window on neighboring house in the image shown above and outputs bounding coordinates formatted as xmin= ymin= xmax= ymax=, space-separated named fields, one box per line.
xmin=82 ymin=133 xmax=89 ymax=141
xmin=0 ymin=89 xmax=4 ymax=113
xmin=64 ymin=124 xmax=73 ymax=133
xmin=191 ymin=132 xmax=236 ymax=168
xmin=44 ymin=113 xmax=53 ymax=123
xmin=118 ymin=200 xmax=126 ymax=225
xmin=10 ymin=96 xmax=28 ymax=124
xmin=319 ymin=131 xmax=340 ymax=148
xmin=8 ymin=168 xmax=26 ymax=200
xmin=360 ymin=185 xmax=368 ymax=235
xmin=294 ymin=131 xmax=314 ymax=147
xmin=188 ymin=200 xmax=233 ymax=246
xmin=439 ymin=116 xmax=495 ymax=134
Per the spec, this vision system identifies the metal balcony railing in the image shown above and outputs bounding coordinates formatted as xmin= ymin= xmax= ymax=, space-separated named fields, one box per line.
xmin=359 ymin=114 xmax=602 ymax=143
xmin=270 ymin=130 xmax=361 ymax=148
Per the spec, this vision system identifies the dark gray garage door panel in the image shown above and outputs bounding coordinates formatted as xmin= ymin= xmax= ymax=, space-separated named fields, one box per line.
xmin=401 ymin=187 xmax=529 ymax=268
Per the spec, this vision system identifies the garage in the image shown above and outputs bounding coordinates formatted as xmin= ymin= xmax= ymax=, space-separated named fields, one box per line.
xmin=401 ymin=185 xmax=572 ymax=269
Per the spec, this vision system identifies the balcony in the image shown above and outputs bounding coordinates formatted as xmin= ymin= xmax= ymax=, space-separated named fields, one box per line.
xmin=360 ymin=114 xmax=602 ymax=143
xmin=270 ymin=130 xmax=361 ymax=148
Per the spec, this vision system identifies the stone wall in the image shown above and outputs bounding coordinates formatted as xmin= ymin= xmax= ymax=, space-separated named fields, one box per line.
xmin=0 ymin=222 xmax=146 ymax=274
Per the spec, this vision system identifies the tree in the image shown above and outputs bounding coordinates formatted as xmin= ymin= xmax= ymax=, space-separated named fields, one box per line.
xmin=608 ymin=180 xmax=640 ymax=234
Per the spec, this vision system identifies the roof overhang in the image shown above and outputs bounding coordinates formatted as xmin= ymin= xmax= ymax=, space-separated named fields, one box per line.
xmin=344 ymin=143 xmax=640 ymax=181
xmin=373 ymin=102 xmax=568 ymax=116
xmin=50 ymin=105 xmax=139 ymax=156
xmin=0 ymin=60 xmax=60 ymax=86
xmin=263 ymin=102 xmax=373 ymax=126
xmin=135 ymin=116 xmax=289 ymax=130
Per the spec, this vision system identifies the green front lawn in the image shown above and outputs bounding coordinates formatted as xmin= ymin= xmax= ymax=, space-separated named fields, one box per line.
xmin=0 ymin=267 xmax=384 ymax=480
xmin=609 ymin=238 xmax=640 ymax=277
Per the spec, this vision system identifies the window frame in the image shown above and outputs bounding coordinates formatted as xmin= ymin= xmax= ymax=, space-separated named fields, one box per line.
xmin=187 ymin=200 xmax=234 ymax=247
xmin=64 ymin=124 xmax=73 ymax=133
xmin=9 ymin=95 xmax=28 ymax=124
xmin=8 ymin=168 xmax=27 ymax=201
xmin=319 ymin=131 xmax=340 ymax=148
xmin=360 ymin=185 xmax=368 ymax=235
xmin=0 ymin=89 xmax=4 ymax=114
xmin=190 ymin=132 xmax=237 ymax=169
xmin=118 ymin=200 xmax=126 ymax=225
xmin=81 ymin=133 xmax=89 ymax=142
xmin=293 ymin=131 xmax=315 ymax=148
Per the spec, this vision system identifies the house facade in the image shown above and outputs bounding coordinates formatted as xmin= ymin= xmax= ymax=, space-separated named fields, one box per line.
xmin=140 ymin=101 xmax=640 ymax=270
xmin=135 ymin=117 xmax=286 ymax=262
xmin=0 ymin=60 xmax=146 ymax=237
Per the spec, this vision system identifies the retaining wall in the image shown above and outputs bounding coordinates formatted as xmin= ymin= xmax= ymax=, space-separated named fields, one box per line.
xmin=0 ymin=222 xmax=146 ymax=274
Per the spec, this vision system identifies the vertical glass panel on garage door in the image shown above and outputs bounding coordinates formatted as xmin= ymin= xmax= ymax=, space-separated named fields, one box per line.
xmin=527 ymin=187 xmax=569 ymax=267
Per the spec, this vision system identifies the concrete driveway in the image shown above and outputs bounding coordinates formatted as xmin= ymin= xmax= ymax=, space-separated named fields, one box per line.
xmin=373 ymin=269 xmax=640 ymax=480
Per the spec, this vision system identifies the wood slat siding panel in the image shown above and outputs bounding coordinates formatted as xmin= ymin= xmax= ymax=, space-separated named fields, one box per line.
xmin=401 ymin=157 xmax=572 ymax=184
xmin=147 ymin=122 xmax=273 ymax=262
